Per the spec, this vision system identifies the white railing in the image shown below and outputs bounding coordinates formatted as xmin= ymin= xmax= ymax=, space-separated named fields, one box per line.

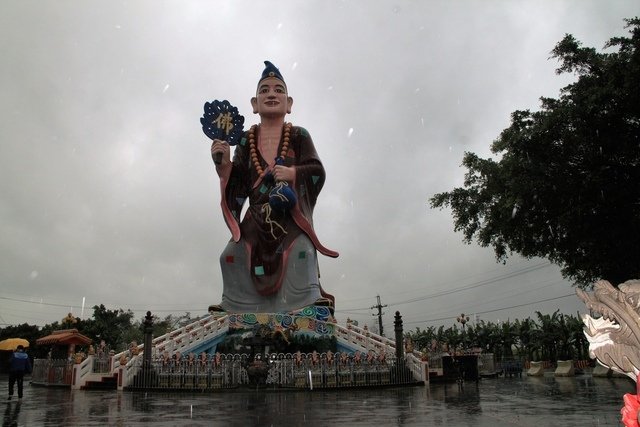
xmin=333 ymin=322 xmax=396 ymax=356
xmin=406 ymin=352 xmax=429 ymax=385
xmin=71 ymin=356 xmax=94 ymax=389
xmin=111 ymin=315 xmax=229 ymax=369
xmin=111 ymin=315 xmax=230 ymax=388
xmin=152 ymin=315 xmax=229 ymax=356
xmin=117 ymin=355 xmax=142 ymax=390
xmin=332 ymin=322 xmax=426 ymax=383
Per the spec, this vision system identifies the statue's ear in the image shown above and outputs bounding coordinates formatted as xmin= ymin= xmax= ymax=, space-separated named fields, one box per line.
xmin=287 ymin=96 xmax=293 ymax=114
xmin=251 ymin=97 xmax=258 ymax=114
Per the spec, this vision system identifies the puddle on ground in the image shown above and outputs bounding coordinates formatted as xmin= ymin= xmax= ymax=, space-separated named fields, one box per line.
xmin=2 ymin=374 xmax=633 ymax=426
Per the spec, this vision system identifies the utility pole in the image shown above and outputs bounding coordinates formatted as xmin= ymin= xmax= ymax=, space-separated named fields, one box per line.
xmin=371 ymin=295 xmax=388 ymax=336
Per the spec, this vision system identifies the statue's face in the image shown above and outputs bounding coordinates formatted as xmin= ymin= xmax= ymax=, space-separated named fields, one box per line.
xmin=252 ymin=77 xmax=293 ymax=116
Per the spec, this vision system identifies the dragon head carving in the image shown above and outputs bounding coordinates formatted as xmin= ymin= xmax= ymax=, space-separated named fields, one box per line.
xmin=577 ymin=279 xmax=640 ymax=381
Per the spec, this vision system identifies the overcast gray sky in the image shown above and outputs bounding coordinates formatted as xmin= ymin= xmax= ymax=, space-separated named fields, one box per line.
xmin=1 ymin=1 xmax=636 ymax=334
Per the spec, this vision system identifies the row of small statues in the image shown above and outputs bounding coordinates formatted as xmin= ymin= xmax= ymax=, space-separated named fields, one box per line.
xmin=151 ymin=349 xmax=390 ymax=369
xmin=294 ymin=350 xmax=388 ymax=366
xmin=158 ymin=351 xmax=223 ymax=368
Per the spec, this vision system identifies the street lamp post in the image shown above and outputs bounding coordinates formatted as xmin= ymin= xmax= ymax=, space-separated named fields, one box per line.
xmin=456 ymin=313 xmax=469 ymax=352
xmin=456 ymin=313 xmax=469 ymax=332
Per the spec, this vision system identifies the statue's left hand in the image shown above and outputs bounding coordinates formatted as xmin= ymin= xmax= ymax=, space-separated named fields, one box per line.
xmin=272 ymin=165 xmax=296 ymax=183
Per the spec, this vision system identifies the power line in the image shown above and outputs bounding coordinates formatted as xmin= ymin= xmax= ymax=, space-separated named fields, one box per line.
xmin=403 ymin=293 xmax=576 ymax=325
xmin=339 ymin=262 xmax=551 ymax=312
xmin=0 ymin=296 xmax=76 ymax=309
xmin=408 ymin=279 xmax=565 ymax=321
xmin=0 ymin=296 xmax=201 ymax=315
xmin=337 ymin=310 xmax=373 ymax=316
xmin=387 ymin=263 xmax=551 ymax=307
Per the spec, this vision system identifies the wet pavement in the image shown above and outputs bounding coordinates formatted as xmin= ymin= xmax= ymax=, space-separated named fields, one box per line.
xmin=2 ymin=373 xmax=633 ymax=426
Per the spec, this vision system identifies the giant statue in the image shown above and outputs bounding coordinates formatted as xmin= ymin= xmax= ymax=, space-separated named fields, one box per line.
xmin=206 ymin=61 xmax=338 ymax=314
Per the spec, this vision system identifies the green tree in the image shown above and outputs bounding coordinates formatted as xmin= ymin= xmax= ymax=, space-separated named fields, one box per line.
xmin=555 ymin=313 xmax=573 ymax=360
xmin=469 ymin=321 xmax=491 ymax=352
xmin=566 ymin=312 xmax=590 ymax=360
xmin=430 ymin=18 xmax=640 ymax=288
xmin=485 ymin=322 xmax=504 ymax=360
xmin=463 ymin=323 xmax=479 ymax=350
xmin=514 ymin=318 xmax=536 ymax=361
xmin=81 ymin=304 xmax=138 ymax=351
xmin=407 ymin=311 xmax=590 ymax=364
xmin=406 ymin=326 xmax=437 ymax=352
xmin=147 ymin=313 xmax=198 ymax=339
xmin=496 ymin=321 xmax=518 ymax=360
xmin=441 ymin=325 xmax=462 ymax=353
xmin=534 ymin=310 xmax=563 ymax=361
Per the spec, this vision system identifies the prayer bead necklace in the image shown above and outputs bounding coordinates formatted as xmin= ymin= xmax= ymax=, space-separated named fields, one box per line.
xmin=248 ymin=122 xmax=291 ymax=177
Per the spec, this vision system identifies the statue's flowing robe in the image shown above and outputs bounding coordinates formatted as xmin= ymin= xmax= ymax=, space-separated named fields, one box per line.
xmin=218 ymin=125 xmax=337 ymax=312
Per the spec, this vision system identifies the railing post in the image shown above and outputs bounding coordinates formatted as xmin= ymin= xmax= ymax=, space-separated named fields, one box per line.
xmin=394 ymin=311 xmax=404 ymax=360
xmin=393 ymin=311 xmax=410 ymax=383
xmin=142 ymin=310 xmax=154 ymax=388
xmin=117 ymin=364 xmax=125 ymax=390
xmin=422 ymin=359 xmax=429 ymax=386
xmin=72 ymin=361 xmax=81 ymax=390
xmin=143 ymin=311 xmax=154 ymax=368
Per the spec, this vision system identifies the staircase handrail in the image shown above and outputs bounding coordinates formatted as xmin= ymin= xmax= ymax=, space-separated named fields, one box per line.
xmin=117 ymin=354 xmax=143 ymax=389
xmin=405 ymin=352 xmax=429 ymax=384
xmin=155 ymin=315 xmax=229 ymax=356
xmin=332 ymin=321 xmax=396 ymax=355
xmin=71 ymin=355 xmax=94 ymax=390
xmin=111 ymin=315 xmax=229 ymax=366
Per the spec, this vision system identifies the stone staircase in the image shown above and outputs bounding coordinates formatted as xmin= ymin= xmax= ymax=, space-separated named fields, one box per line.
xmin=81 ymin=373 xmax=118 ymax=390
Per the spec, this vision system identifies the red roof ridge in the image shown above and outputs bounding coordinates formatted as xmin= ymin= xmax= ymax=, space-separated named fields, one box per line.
xmin=50 ymin=328 xmax=79 ymax=335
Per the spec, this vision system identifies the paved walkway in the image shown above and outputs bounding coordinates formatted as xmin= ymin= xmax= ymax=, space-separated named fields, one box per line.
xmin=2 ymin=373 xmax=633 ymax=426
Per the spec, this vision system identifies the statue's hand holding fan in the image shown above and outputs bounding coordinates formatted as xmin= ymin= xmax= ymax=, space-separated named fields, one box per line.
xmin=200 ymin=100 xmax=245 ymax=165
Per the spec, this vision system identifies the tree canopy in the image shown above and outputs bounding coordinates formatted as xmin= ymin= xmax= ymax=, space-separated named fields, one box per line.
xmin=430 ymin=18 xmax=640 ymax=288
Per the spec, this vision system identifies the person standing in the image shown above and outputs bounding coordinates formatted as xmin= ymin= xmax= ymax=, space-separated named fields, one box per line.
xmin=8 ymin=345 xmax=31 ymax=400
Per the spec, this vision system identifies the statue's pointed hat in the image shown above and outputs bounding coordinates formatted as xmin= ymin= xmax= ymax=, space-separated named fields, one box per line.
xmin=258 ymin=60 xmax=286 ymax=89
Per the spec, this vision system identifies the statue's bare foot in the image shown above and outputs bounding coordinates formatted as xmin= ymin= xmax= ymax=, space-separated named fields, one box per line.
xmin=208 ymin=304 xmax=226 ymax=313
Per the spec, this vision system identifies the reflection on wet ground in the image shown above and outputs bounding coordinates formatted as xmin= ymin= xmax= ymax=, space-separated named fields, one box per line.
xmin=1 ymin=373 xmax=633 ymax=426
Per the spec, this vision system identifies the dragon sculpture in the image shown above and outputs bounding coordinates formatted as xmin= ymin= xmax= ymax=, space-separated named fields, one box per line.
xmin=577 ymin=279 xmax=640 ymax=381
